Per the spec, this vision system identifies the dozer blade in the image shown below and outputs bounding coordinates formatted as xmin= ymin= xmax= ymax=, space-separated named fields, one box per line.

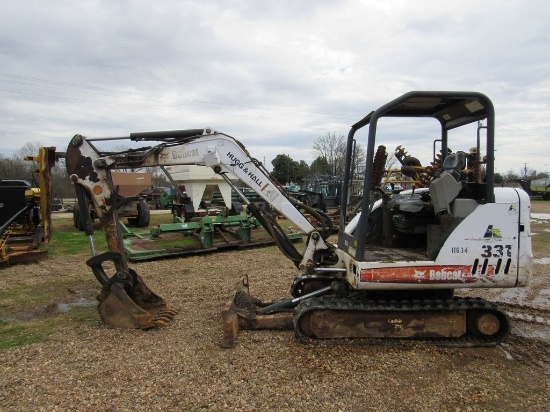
xmin=97 ymin=269 xmax=178 ymax=329
xmin=221 ymin=275 xmax=293 ymax=348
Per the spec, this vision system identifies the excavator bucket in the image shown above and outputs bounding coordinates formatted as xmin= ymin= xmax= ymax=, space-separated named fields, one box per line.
xmin=221 ymin=275 xmax=293 ymax=347
xmin=95 ymin=267 xmax=178 ymax=329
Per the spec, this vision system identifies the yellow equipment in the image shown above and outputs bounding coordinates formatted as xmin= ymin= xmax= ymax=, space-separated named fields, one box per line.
xmin=0 ymin=147 xmax=60 ymax=265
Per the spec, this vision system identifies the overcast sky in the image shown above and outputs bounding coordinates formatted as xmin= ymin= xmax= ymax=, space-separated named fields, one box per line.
xmin=1 ymin=0 xmax=549 ymax=175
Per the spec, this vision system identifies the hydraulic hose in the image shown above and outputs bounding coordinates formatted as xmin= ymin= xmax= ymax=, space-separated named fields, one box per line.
xmin=291 ymin=201 xmax=333 ymax=240
xmin=246 ymin=202 xmax=303 ymax=266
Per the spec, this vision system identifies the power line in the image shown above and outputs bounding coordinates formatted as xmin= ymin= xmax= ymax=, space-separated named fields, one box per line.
xmin=0 ymin=72 xmax=362 ymax=119
xmin=0 ymin=87 xmax=362 ymax=126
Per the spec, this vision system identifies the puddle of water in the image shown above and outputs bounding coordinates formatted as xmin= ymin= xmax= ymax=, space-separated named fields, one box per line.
xmin=512 ymin=322 xmax=550 ymax=343
xmin=531 ymin=213 xmax=550 ymax=224
xmin=56 ymin=297 xmax=97 ymax=313
xmin=496 ymin=288 xmax=528 ymax=304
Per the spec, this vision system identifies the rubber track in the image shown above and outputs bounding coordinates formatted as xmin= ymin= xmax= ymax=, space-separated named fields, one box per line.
xmin=294 ymin=296 xmax=510 ymax=347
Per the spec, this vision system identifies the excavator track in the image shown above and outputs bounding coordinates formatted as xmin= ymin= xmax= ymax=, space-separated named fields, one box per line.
xmin=294 ymin=295 xmax=510 ymax=347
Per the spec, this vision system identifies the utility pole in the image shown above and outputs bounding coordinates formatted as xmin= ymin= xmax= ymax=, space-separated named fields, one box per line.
xmin=287 ymin=155 xmax=290 ymax=185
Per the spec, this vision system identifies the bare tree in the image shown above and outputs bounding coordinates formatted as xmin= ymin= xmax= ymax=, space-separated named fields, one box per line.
xmin=352 ymin=143 xmax=366 ymax=179
xmin=312 ymin=132 xmax=368 ymax=179
xmin=0 ymin=153 xmax=33 ymax=181
xmin=16 ymin=141 xmax=43 ymax=158
xmin=16 ymin=142 xmax=44 ymax=181
xmin=312 ymin=132 xmax=345 ymax=176
xmin=504 ymin=169 xmax=519 ymax=182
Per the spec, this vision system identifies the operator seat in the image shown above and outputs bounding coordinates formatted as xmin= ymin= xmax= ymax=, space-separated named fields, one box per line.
xmin=429 ymin=151 xmax=466 ymax=216
xmin=440 ymin=151 xmax=466 ymax=181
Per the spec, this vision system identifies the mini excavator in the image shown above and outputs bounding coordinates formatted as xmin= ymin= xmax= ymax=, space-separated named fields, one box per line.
xmin=66 ymin=91 xmax=532 ymax=346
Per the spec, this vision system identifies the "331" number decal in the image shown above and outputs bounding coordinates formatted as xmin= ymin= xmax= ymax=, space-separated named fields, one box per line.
xmin=481 ymin=244 xmax=512 ymax=258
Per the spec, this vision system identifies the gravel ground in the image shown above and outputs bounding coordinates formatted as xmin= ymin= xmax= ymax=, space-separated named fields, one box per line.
xmin=1 ymin=205 xmax=550 ymax=411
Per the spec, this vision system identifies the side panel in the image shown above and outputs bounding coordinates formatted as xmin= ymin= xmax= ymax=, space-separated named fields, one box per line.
xmin=435 ymin=200 xmax=520 ymax=286
xmin=514 ymin=188 xmax=532 ymax=286
xmin=347 ymin=188 xmax=531 ymax=290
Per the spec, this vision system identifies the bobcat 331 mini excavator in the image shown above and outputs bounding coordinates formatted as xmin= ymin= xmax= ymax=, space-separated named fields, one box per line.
xmin=66 ymin=91 xmax=532 ymax=347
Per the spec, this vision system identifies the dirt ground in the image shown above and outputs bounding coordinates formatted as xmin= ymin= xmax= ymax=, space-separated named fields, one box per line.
xmin=1 ymin=204 xmax=549 ymax=411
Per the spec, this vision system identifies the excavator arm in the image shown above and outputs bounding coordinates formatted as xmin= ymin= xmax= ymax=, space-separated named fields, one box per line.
xmin=66 ymin=128 xmax=337 ymax=330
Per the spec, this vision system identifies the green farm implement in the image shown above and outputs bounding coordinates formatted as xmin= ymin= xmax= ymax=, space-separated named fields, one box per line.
xmin=120 ymin=213 xmax=302 ymax=262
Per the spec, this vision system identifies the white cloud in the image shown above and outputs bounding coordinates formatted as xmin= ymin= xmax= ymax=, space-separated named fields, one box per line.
xmin=0 ymin=0 xmax=549 ymax=175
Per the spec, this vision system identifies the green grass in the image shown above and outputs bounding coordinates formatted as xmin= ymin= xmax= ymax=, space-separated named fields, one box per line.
xmin=45 ymin=230 xmax=109 ymax=256
xmin=45 ymin=213 xmax=174 ymax=256
xmin=0 ymin=320 xmax=42 ymax=349
xmin=0 ymin=214 xmax=182 ymax=351
xmin=66 ymin=305 xmax=98 ymax=323
xmin=0 ymin=280 xmax=88 ymax=309
xmin=0 ymin=263 xmax=99 ymax=351
xmin=0 ymin=308 xmax=98 ymax=350
xmin=0 ymin=301 xmax=97 ymax=350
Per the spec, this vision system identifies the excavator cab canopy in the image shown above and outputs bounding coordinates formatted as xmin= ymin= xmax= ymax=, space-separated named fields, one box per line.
xmin=366 ymin=92 xmax=491 ymax=129
xmin=338 ymin=91 xmax=496 ymax=260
